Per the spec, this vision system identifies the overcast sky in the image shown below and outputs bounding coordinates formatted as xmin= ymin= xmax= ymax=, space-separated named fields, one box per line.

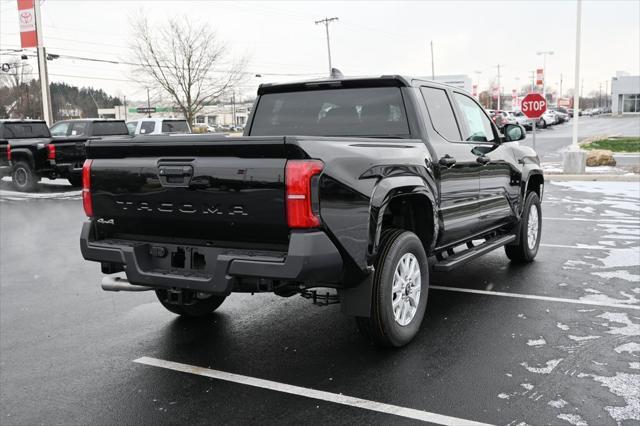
xmin=1 ymin=0 xmax=638 ymax=103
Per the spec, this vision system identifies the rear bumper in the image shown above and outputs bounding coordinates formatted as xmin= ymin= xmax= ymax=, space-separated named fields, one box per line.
xmin=50 ymin=161 xmax=82 ymax=176
xmin=80 ymin=221 xmax=343 ymax=295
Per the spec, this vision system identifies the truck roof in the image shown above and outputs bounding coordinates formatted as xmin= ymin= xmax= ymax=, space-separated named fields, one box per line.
xmin=257 ymin=75 xmax=465 ymax=95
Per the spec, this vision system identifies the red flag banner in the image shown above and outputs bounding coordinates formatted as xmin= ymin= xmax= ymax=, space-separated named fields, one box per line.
xmin=536 ymin=68 xmax=544 ymax=86
xmin=17 ymin=0 xmax=37 ymax=48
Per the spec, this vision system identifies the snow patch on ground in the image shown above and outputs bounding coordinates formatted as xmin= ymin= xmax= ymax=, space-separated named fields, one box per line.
xmin=498 ymin=393 xmax=510 ymax=399
xmin=615 ymin=342 xmax=640 ymax=354
xmin=630 ymin=362 xmax=640 ymax=370
xmin=598 ymin=312 xmax=640 ymax=336
xmin=590 ymin=372 xmax=640 ymax=424
xmin=568 ymin=335 xmax=601 ymax=342
xmin=592 ymin=270 xmax=640 ymax=283
xmin=548 ymin=398 xmax=568 ymax=408
xmin=520 ymin=383 xmax=534 ymax=390
xmin=557 ymin=413 xmax=588 ymax=426
xmin=557 ymin=322 xmax=570 ymax=331
xmin=521 ymin=359 xmax=563 ymax=374
xmin=579 ymin=291 xmax=639 ymax=306
xmin=527 ymin=338 xmax=547 ymax=347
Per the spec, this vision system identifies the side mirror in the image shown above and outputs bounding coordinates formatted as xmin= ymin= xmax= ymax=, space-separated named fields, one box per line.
xmin=503 ymin=124 xmax=526 ymax=142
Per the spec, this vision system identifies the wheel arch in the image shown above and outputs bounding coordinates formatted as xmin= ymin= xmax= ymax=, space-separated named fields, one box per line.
xmin=368 ymin=176 xmax=438 ymax=261
xmin=9 ymin=148 xmax=35 ymax=169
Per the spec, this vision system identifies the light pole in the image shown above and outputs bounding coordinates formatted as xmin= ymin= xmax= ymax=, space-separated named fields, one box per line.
xmin=537 ymin=50 xmax=554 ymax=100
xmin=564 ymin=0 xmax=585 ymax=174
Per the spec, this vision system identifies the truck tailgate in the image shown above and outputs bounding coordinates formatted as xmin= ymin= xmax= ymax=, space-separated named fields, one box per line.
xmin=88 ymin=137 xmax=290 ymax=246
xmin=51 ymin=137 xmax=87 ymax=166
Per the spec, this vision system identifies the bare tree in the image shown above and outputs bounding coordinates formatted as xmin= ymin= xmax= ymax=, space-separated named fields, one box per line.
xmin=129 ymin=16 xmax=247 ymax=125
xmin=0 ymin=57 xmax=35 ymax=117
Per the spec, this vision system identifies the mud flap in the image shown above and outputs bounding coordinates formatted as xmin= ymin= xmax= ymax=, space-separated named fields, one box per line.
xmin=338 ymin=274 xmax=373 ymax=318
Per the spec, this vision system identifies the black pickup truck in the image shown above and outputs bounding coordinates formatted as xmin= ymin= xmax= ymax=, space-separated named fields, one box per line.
xmin=50 ymin=119 xmax=131 ymax=186
xmin=80 ymin=76 xmax=543 ymax=347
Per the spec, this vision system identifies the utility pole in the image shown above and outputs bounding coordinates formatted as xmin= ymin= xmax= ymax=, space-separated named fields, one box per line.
xmin=124 ymin=96 xmax=127 ymax=121
xmin=315 ymin=17 xmax=339 ymax=76
xmin=598 ymin=82 xmax=602 ymax=107
xmin=495 ymin=64 xmax=502 ymax=110
xmin=537 ymin=50 xmax=554 ymax=100
xmin=34 ymin=0 xmax=53 ymax=125
xmin=605 ymin=79 xmax=609 ymax=109
xmin=146 ymin=88 xmax=151 ymax=118
xmin=430 ymin=41 xmax=435 ymax=80
xmin=559 ymin=73 xmax=563 ymax=98
xmin=529 ymin=70 xmax=535 ymax=92
xmin=232 ymin=92 xmax=237 ymax=127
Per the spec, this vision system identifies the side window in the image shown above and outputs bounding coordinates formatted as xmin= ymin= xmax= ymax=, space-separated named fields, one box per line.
xmin=140 ymin=121 xmax=155 ymax=134
xmin=126 ymin=121 xmax=137 ymax=135
xmin=70 ymin=122 xmax=88 ymax=136
xmin=50 ymin=122 xmax=69 ymax=136
xmin=452 ymin=93 xmax=496 ymax=143
xmin=420 ymin=87 xmax=461 ymax=141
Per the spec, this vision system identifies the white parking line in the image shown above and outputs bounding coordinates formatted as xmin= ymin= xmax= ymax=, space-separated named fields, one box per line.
xmin=134 ymin=356 xmax=492 ymax=426
xmin=430 ymin=286 xmax=640 ymax=311
xmin=540 ymin=243 xmax=608 ymax=250
xmin=543 ymin=217 xmax=638 ymax=224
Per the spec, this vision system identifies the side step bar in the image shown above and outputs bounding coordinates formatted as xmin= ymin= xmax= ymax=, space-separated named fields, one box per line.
xmin=102 ymin=275 xmax=153 ymax=292
xmin=433 ymin=234 xmax=516 ymax=272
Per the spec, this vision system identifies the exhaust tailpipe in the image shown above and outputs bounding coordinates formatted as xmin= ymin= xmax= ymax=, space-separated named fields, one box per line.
xmin=101 ymin=275 xmax=153 ymax=292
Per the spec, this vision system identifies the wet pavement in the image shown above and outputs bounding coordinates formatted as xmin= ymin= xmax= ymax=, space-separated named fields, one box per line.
xmin=1 ymin=178 xmax=638 ymax=425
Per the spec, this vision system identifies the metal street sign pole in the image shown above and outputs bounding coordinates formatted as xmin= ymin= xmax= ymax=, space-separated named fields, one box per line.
xmin=532 ymin=120 xmax=536 ymax=150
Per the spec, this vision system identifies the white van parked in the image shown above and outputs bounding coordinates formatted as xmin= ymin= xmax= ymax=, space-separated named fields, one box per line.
xmin=126 ymin=118 xmax=191 ymax=135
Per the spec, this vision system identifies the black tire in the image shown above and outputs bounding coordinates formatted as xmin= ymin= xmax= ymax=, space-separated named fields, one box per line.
xmin=155 ymin=289 xmax=227 ymax=317
xmin=356 ymin=229 xmax=429 ymax=348
xmin=11 ymin=161 xmax=38 ymax=192
xmin=540 ymin=119 xmax=547 ymax=128
xmin=67 ymin=175 xmax=82 ymax=187
xmin=505 ymin=191 xmax=542 ymax=263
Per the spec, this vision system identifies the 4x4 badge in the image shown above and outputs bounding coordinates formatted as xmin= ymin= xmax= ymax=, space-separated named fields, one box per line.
xmin=97 ymin=218 xmax=115 ymax=225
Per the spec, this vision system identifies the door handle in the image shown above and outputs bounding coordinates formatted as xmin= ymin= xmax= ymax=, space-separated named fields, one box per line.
xmin=439 ymin=155 xmax=457 ymax=167
xmin=476 ymin=155 xmax=491 ymax=165
xmin=158 ymin=165 xmax=193 ymax=187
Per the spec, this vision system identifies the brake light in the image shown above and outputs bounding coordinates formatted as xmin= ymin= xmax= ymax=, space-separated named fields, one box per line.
xmin=47 ymin=143 xmax=56 ymax=160
xmin=6 ymin=144 xmax=10 ymax=161
xmin=82 ymin=159 xmax=93 ymax=217
xmin=285 ymin=160 xmax=323 ymax=228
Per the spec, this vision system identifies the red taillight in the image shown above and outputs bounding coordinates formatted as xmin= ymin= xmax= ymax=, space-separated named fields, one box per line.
xmin=6 ymin=144 xmax=10 ymax=161
xmin=285 ymin=160 xmax=323 ymax=228
xmin=82 ymin=159 xmax=93 ymax=217
xmin=47 ymin=143 xmax=56 ymax=160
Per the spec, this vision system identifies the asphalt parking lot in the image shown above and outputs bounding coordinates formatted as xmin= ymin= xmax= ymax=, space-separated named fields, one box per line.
xmin=1 ymin=175 xmax=638 ymax=425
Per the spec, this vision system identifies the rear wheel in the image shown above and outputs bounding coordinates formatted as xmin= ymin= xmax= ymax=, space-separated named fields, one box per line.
xmin=12 ymin=161 xmax=38 ymax=192
xmin=155 ymin=289 xmax=227 ymax=317
xmin=540 ymin=118 xmax=547 ymax=128
xmin=505 ymin=191 xmax=542 ymax=263
xmin=356 ymin=229 xmax=429 ymax=347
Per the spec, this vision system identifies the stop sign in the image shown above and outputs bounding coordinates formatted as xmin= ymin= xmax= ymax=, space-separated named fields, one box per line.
xmin=521 ymin=93 xmax=547 ymax=118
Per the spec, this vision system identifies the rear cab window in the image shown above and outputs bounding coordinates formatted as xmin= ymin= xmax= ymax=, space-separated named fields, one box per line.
xmin=92 ymin=121 xmax=129 ymax=136
xmin=250 ymin=87 xmax=410 ymax=137
xmin=1 ymin=122 xmax=51 ymax=139
xmin=161 ymin=120 xmax=189 ymax=133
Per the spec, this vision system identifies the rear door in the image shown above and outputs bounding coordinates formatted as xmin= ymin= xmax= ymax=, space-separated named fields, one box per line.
xmin=451 ymin=92 xmax=517 ymax=230
xmin=419 ymin=86 xmax=484 ymax=246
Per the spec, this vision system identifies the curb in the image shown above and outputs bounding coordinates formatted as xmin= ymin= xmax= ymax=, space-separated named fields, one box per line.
xmin=546 ymin=174 xmax=640 ymax=182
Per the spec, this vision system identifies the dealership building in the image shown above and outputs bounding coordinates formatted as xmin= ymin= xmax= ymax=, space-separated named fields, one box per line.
xmin=611 ymin=71 xmax=640 ymax=115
